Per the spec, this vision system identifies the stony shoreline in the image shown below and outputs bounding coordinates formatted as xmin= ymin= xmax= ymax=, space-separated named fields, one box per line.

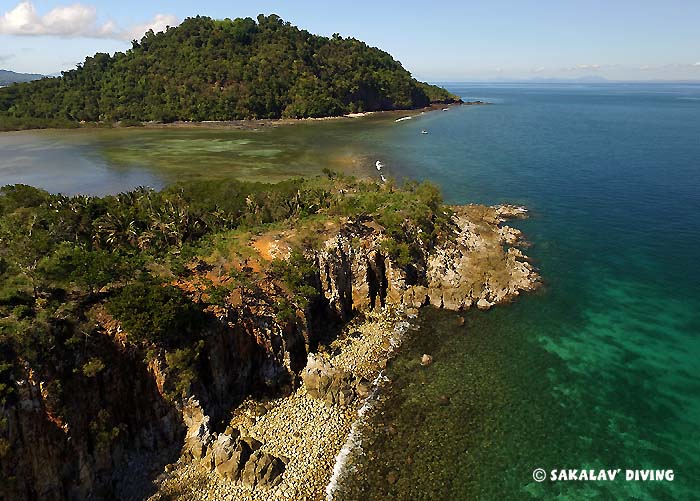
xmin=149 ymin=308 xmax=411 ymax=501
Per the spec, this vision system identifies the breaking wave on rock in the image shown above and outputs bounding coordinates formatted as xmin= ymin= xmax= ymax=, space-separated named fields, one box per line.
xmin=324 ymin=318 xmax=413 ymax=500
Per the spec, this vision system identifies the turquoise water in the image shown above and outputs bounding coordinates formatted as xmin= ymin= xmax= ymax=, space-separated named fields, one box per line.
xmin=336 ymin=84 xmax=700 ymax=499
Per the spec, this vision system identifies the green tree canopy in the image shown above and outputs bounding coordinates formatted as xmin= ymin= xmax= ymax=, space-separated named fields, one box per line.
xmin=0 ymin=15 xmax=458 ymax=126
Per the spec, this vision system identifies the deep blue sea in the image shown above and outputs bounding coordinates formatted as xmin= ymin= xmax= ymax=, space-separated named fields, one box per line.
xmin=335 ymin=83 xmax=700 ymax=500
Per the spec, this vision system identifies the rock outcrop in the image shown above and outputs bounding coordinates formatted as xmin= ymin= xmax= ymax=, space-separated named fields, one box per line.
xmin=241 ymin=449 xmax=286 ymax=488
xmin=185 ymin=428 xmax=286 ymax=488
xmin=301 ymin=353 xmax=369 ymax=406
xmin=318 ymin=204 xmax=539 ymax=317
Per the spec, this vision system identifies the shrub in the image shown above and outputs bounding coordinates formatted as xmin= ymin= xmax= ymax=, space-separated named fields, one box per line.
xmin=89 ymin=410 xmax=121 ymax=453
xmin=381 ymin=238 xmax=412 ymax=267
xmin=164 ymin=340 xmax=204 ymax=399
xmin=269 ymin=249 xmax=318 ymax=308
xmin=82 ymin=357 xmax=106 ymax=377
xmin=107 ymin=281 xmax=203 ymax=347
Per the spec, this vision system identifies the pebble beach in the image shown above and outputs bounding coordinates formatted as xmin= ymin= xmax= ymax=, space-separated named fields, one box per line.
xmin=150 ymin=308 xmax=412 ymax=501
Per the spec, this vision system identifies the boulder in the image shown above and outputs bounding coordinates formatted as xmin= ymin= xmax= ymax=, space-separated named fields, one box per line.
xmin=210 ymin=434 xmax=253 ymax=481
xmin=241 ymin=450 xmax=285 ymax=488
xmin=302 ymin=355 xmax=363 ymax=406
xmin=253 ymin=403 xmax=268 ymax=417
xmin=338 ymin=385 xmax=356 ymax=406
xmin=210 ymin=434 xmax=236 ymax=468
xmin=240 ymin=436 xmax=262 ymax=452
xmin=420 ymin=354 xmax=433 ymax=366
xmin=476 ymin=298 xmax=493 ymax=310
xmin=185 ymin=434 xmax=209 ymax=461
xmin=356 ymin=378 xmax=372 ymax=398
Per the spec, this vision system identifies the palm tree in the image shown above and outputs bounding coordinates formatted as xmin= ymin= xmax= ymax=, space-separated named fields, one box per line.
xmin=94 ymin=210 xmax=137 ymax=248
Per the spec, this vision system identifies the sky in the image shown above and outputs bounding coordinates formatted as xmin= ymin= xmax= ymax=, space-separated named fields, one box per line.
xmin=1 ymin=0 xmax=699 ymax=81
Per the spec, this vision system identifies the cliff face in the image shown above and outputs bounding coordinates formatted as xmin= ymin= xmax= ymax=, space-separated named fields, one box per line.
xmin=1 ymin=307 xmax=309 ymax=500
xmin=0 ymin=204 xmax=538 ymax=500
xmin=1 ymin=338 xmax=181 ymax=500
xmin=318 ymin=204 xmax=538 ymax=315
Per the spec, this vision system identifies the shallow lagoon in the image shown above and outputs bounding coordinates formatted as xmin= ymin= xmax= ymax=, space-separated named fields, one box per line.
xmin=0 ymin=115 xmax=406 ymax=194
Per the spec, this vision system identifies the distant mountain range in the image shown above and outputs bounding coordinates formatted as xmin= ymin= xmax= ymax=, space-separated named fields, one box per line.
xmin=436 ymin=76 xmax=700 ymax=84
xmin=0 ymin=69 xmax=44 ymax=86
xmin=522 ymin=75 xmax=609 ymax=83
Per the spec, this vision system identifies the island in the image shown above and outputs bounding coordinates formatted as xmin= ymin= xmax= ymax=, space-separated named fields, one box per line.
xmin=0 ymin=14 xmax=459 ymax=131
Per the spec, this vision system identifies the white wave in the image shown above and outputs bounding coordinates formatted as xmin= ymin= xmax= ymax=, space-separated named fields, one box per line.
xmin=325 ymin=372 xmax=387 ymax=500
xmin=325 ymin=317 xmax=412 ymax=500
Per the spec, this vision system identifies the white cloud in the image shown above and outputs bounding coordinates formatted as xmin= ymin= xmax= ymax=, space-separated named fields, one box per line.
xmin=0 ymin=1 xmax=178 ymax=40
xmin=569 ymin=64 xmax=602 ymax=71
xmin=0 ymin=1 xmax=97 ymax=36
xmin=635 ymin=63 xmax=700 ymax=71
xmin=121 ymin=14 xmax=178 ymax=41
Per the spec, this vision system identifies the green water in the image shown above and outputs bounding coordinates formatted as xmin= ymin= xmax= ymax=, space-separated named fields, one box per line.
xmin=0 ymin=116 xmax=403 ymax=195
xmin=333 ymin=84 xmax=700 ymax=500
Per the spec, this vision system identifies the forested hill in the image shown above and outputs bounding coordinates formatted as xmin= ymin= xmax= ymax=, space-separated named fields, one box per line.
xmin=0 ymin=14 xmax=458 ymax=125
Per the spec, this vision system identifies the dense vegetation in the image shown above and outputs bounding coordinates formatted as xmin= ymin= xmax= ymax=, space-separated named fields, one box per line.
xmin=0 ymin=175 xmax=451 ymax=410
xmin=0 ymin=14 xmax=458 ymax=129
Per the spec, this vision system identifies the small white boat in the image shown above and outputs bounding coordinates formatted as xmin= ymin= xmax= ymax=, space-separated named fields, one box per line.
xmin=380 ymin=174 xmax=387 ymax=183
xmin=421 ymin=130 xmax=428 ymax=135
xmin=395 ymin=116 xmax=412 ymax=122
xmin=375 ymin=160 xmax=383 ymax=171
xmin=442 ymin=108 xmax=449 ymax=111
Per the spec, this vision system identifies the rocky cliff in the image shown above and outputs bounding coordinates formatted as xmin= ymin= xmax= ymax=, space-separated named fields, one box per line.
xmin=318 ymin=204 xmax=538 ymax=315
xmin=0 ymin=203 xmax=538 ymax=500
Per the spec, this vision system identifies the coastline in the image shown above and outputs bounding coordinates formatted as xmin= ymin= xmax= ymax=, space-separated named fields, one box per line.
xmin=142 ymin=101 xmax=493 ymax=130
xmin=0 ymin=101 xmax=490 ymax=134
xmin=149 ymin=203 xmax=539 ymax=501
xmin=150 ymin=308 xmax=411 ymax=501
